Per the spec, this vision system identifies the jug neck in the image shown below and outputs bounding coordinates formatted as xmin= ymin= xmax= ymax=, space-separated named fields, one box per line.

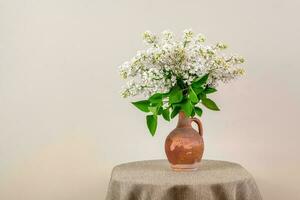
xmin=177 ymin=111 xmax=192 ymax=128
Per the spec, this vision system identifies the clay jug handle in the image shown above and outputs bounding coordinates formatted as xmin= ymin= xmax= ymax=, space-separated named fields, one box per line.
xmin=191 ymin=117 xmax=203 ymax=137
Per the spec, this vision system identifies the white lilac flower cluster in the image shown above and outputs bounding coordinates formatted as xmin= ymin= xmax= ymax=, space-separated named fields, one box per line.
xmin=119 ymin=30 xmax=245 ymax=98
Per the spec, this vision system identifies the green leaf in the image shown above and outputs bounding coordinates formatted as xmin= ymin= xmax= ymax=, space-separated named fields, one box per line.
xmin=204 ymin=87 xmax=217 ymax=94
xmin=195 ymin=107 xmax=203 ymax=117
xmin=202 ymin=98 xmax=220 ymax=111
xmin=192 ymin=74 xmax=209 ymax=86
xmin=171 ymin=106 xmax=181 ymax=119
xmin=182 ymin=100 xmax=193 ymax=117
xmin=192 ymin=86 xmax=204 ymax=94
xmin=146 ymin=115 xmax=157 ymax=136
xmin=148 ymin=93 xmax=163 ymax=103
xmin=157 ymin=107 xmax=163 ymax=115
xmin=197 ymin=93 xmax=206 ymax=100
xmin=191 ymin=109 xmax=195 ymax=117
xmin=162 ymin=91 xmax=170 ymax=98
xmin=189 ymin=87 xmax=198 ymax=103
xmin=162 ymin=108 xmax=170 ymax=121
xmin=132 ymin=100 xmax=150 ymax=112
xmin=169 ymin=86 xmax=183 ymax=104
xmin=148 ymin=106 xmax=158 ymax=115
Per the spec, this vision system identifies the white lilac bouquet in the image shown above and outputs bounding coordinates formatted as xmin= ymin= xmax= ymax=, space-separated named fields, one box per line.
xmin=119 ymin=30 xmax=245 ymax=136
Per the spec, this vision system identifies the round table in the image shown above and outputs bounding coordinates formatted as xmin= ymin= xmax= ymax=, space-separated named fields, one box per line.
xmin=105 ymin=160 xmax=262 ymax=200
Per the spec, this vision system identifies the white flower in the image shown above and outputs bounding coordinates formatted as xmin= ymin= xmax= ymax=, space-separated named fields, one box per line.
xmin=162 ymin=30 xmax=174 ymax=43
xmin=119 ymin=30 xmax=245 ymax=98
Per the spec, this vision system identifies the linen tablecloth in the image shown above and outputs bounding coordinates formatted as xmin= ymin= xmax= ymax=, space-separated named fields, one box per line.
xmin=106 ymin=160 xmax=262 ymax=200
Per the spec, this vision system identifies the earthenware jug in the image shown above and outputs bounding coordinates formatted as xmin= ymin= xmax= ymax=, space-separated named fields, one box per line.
xmin=165 ymin=111 xmax=204 ymax=171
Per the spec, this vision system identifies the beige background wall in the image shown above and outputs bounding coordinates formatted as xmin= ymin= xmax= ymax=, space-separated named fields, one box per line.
xmin=1 ymin=0 xmax=300 ymax=199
